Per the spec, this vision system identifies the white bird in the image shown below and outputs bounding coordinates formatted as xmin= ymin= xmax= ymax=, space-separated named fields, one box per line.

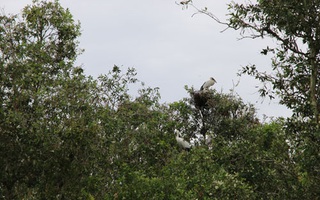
xmin=175 ymin=129 xmax=191 ymax=150
xmin=200 ymin=77 xmax=217 ymax=91
xmin=205 ymin=135 xmax=212 ymax=145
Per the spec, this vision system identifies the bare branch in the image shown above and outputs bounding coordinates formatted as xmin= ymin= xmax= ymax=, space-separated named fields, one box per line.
xmin=190 ymin=4 xmax=229 ymax=27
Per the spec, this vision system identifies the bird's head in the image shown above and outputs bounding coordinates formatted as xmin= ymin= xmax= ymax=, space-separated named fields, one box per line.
xmin=210 ymin=77 xmax=217 ymax=83
xmin=174 ymin=129 xmax=180 ymax=136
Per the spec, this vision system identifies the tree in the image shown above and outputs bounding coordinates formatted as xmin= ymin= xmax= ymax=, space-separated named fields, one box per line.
xmin=225 ymin=2 xmax=320 ymax=196
xmin=166 ymin=87 xmax=301 ymax=199
xmin=0 ymin=1 xmax=176 ymax=198
xmin=0 ymin=1 xmax=104 ymax=198
xmin=4 ymin=0 xmax=319 ymax=198
xmin=169 ymin=87 xmax=259 ymax=144
xmin=180 ymin=0 xmax=320 ymax=197
xmin=92 ymin=65 xmax=192 ymax=200
xmin=230 ymin=0 xmax=320 ymax=124
xmin=182 ymin=0 xmax=320 ymax=124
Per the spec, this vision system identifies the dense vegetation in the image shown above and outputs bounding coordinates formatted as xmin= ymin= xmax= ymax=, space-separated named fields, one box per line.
xmin=1 ymin=0 xmax=319 ymax=199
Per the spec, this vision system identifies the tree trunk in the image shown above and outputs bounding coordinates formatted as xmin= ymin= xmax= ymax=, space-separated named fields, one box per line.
xmin=310 ymin=47 xmax=319 ymax=124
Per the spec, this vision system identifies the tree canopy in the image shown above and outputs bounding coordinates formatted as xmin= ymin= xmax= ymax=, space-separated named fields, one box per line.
xmin=181 ymin=0 xmax=320 ymax=198
xmin=0 ymin=0 xmax=319 ymax=199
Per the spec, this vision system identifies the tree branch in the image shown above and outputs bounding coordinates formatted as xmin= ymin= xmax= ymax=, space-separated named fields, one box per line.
xmin=262 ymin=26 xmax=307 ymax=56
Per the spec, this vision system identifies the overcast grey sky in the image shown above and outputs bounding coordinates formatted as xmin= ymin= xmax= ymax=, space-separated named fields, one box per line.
xmin=2 ymin=0 xmax=292 ymax=120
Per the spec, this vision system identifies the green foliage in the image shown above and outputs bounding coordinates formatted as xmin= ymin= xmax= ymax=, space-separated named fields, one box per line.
xmin=227 ymin=0 xmax=320 ymax=123
xmin=0 ymin=1 xmax=98 ymax=199
xmin=179 ymin=0 xmax=320 ymax=198
xmin=227 ymin=1 xmax=320 ymax=197
xmin=2 ymin=0 xmax=319 ymax=199
xmin=164 ymin=147 xmax=255 ymax=199
xmin=179 ymin=87 xmax=259 ymax=142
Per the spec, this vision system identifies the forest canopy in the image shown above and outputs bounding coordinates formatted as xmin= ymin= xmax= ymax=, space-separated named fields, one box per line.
xmin=0 ymin=0 xmax=319 ymax=199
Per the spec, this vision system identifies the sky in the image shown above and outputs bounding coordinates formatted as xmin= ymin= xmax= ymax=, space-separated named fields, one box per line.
xmin=2 ymin=0 xmax=292 ymax=120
